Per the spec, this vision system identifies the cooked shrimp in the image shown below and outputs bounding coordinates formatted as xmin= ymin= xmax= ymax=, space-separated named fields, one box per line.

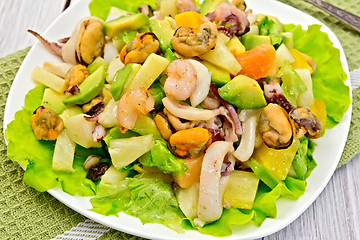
xmin=116 ymin=88 xmax=155 ymax=132
xmin=164 ymin=59 xmax=197 ymax=100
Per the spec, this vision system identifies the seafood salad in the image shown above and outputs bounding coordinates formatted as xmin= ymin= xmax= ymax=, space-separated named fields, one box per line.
xmin=5 ymin=0 xmax=351 ymax=236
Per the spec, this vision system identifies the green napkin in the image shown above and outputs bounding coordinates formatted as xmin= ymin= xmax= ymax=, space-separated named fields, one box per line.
xmin=0 ymin=48 xmax=86 ymax=239
xmin=277 ymin=0 xmax=360 ymax=70
xmin=0 ymin=1 xmax=359 ymax=238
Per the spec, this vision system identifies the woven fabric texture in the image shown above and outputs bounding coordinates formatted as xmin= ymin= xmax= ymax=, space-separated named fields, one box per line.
xmin=0 ymin=48 xmax=87 ymax=240
xmin=0 ymin=0 xmax=359 ymax=239
xmin=338 ymin=85 xmax=360 ymax=167
xmin=277 ymin=0 xmax=360 ymax=71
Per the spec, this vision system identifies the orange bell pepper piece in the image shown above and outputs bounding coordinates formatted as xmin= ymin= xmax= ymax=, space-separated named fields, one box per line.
xmin=175 ymin=11 xmax=207 ymax=28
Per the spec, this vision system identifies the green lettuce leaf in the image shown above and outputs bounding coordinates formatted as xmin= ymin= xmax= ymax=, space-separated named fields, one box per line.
xmin=283 ymin=24 xmax=350 ymax=128
xmin=5 ymin=86 xmax=52 ymax=167
xmin=140 ymin=140 xmax=188 ymax=174
xmin=259 ymin=16 xmax=282 ymax=35
xmin=182 ymin=208 xmax=255 ymax=237
xmin=91 ymin=178 xmax=132 ymax=216
xmin=89 ymin=0 xmax=157 ymax=21
xmin=103 ymin=127 xmax=139 ymax=146
xmin=258 ymin=16 xmax=285 ymax=48
xmin=247 ymin=159 xmax=306 ymax=199
xmin=292 ymin=137 xmax=317 ymax=180
xmin=91 ymin=177 xmax=184 ymax=232
xmin=278 ymin=62 xmax=307 ymax=107
xmin=5 ymin=85 xmax=96 ymax=196
xmin=117 ymin=30 xmax=137 ymax=44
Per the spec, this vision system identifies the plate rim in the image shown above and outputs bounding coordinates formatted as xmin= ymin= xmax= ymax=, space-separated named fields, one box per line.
xmin=2 ymin=0 xmax=352 ymax=239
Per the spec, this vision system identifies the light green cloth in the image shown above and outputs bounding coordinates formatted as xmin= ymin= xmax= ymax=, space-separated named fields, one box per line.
xmin=0 ymin=48 xmax=86 ymax=240
xmin=0 ymin=0 xmax=359 ymax=239
xmin=277 ymin=0 xmax=360 ymax=70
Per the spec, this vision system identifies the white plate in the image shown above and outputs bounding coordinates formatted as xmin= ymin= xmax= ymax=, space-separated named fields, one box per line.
xmin=3 ymin=0 xmax=352 ymax=239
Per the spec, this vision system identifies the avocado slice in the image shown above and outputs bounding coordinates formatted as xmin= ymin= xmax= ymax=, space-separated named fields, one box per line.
xmin=103 ymin=13 xmax=149 ymax=38
xmin=111 ymin=64 xmax=133 ymax=101
xmin=41 ymin=88 xmax=66 ymax=114
xmin=241 ymin=33 xmax=271 ymax=50
xmin=148 ymin=81 xmax=166 ymax=110
xmin=202 ymin=61 xmax=231 ymax=87
xmin=133 ymin=115 xmax=162 ymax=140
xmin=164 ymin=49 xmax=178 ymax=62
xmin=200 ymin=0 xmax=223 ymax=15
xmin=63 ymin=66 xmax=105 ymax=106
xmin=87 ymin=56 xmax=108 ymax=74
xmin=149 ymin=19 xmax=174 ymax=53
xmin=218 ymin=75 xmax=267 ymax=109
xmin=116 ymin=30 xmax=137 ymax=44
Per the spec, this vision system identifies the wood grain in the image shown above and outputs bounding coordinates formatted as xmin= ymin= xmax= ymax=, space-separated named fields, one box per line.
xmin=0 ymin=0 xmax=65 ymax=58
xmin=262 ymin=156 xmax=360 ymax=240
xmin=0 ymin=1 xmax=359 ymax=240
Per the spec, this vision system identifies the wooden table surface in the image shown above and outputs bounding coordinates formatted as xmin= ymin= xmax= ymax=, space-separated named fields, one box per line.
xmin=0 ymin=0 xmax=359 ymax=239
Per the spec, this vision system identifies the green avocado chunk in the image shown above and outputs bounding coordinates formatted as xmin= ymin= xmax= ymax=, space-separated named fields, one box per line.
xmin=148 ymin=81 xmax=166 ymax=110
xmin=63 ymin=66 xmax=105 ymax=106
xmin=41 ymin=88 xmax=66 ymax=115
xmin=133 ymin=115 xmax=162 ymax=140
xmin=202 ymin=61 xmax=231 ymax=87
xmin=87 ymin=57 xmax=108 ymax=74
xmin=149 ymin=19 xmax=174 ymax=53
xmin=103 ymin=13 xmax=149 ymax=38
xmin=164 ymin=49 xmax=178 ymax=62
xmin=241 ymin=33 xmax=271 ymax=50
xmin=200 ymin=0 xmax=223 ymax=15
xmin=111 ymin=64 xmax=133 ymax=101
xmin=218 ymin=75 xmax=267 ymax=109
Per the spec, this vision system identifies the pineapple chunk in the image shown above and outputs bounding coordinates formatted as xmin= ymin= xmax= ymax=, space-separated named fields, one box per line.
xmin=52 ymin=129 xmax=76 ymax=172
xmin=59 ymin=106 xmax=83 ymax=121
xmin=109 ymin=135 xmax=155 ymax=169
xmin=281 ymin=32 xmax=294 ymax=49
xmin=43 ymin=61 xmax=72 ymax=78
xmin=223 ymin=171 xmax=259 ymax=209
xmin=295 ymin=68 xmax=314 ymax=107
xmin=175 ymin=182 xmax=199 ymax=220
xmin=125 ymin=54 xmax=170 ymax=91
xmin=218 ymin=33 xmax=230 ymax=44
xmin=276 ymin=44 xmax=295 ymax=69
xmin=227 ymin=36 xmax=246 ymax=56
xmin=199 ymin=37 xmax=241 ymax=75
xmin=97 ymin=98 xmax=118 ymax=128
xmin=31 ymin=66 xmax=67 ymax=93
xmin=160 ymin=0 xmax=177 ymax=18
xmin=64 ymin=114 xmax=101 ymax=148
xmin=252 ymin=139 xmax=300 ymax=180
xmin=107 ymin=56 xmax=125 ymax=83
xmin=101 ymin=166 xmax=129 ymax=184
